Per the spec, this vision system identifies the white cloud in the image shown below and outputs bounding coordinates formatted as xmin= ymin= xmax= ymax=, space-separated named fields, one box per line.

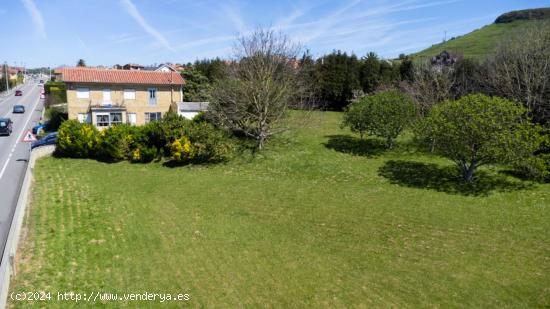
xmin=21 ymin=0 xmax=46 ymax=39
xmin=119 ymin=0 xmax=174 ymax=51
xmin=220 ymin=4 xmax=247 ymax=33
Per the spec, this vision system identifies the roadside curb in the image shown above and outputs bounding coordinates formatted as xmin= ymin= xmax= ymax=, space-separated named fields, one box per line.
xmin=0 ymin=145 xmax=55 ymax=308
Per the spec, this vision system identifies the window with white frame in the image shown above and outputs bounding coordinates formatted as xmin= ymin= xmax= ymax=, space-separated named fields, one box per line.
xmin=96 ymin=114 xmax=109 ymax=127
xmin=123 ymin=89 xmax=136 ymax=100
xmin=144 ymin=112 xmax=161 ymax=123
xmin=76 ymin=88 xmax=90 ymax=99
xmin=127 ymin=113 xmax=137 ymax=125
xmin=110 ymin=113 xmax=123 ymax=125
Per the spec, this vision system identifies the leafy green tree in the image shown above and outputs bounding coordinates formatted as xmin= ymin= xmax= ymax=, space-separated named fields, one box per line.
xmin=342 ymin=90 xmax=416 ymax=148
xmin=193 ymin=58 xmax=228 ymax=82
xmin=181 ymin=67 xmax=212 ymax=102
xmin=315 ymin=50 xmax=361 ymax=110
xmin=360 ymin=52 xmax=380 ymax=93
xmin=341 ymin=98 xmax=370 ymax=140
xmin=0 ymin=77 xmax=16 ymax=92
xmin=415 ymin=94 xmax=543 ymax=182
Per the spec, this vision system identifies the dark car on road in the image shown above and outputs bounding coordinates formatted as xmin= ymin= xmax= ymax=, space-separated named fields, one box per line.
xmin=15 ymin=90 xmax=23 ymax=96
xmin=13 ymin=105 xmax=25 ymax=113
xmin=31 ymin=132 xmax=58 ymax=150
xmin=0 ymin=118 xmax=13 ymax=136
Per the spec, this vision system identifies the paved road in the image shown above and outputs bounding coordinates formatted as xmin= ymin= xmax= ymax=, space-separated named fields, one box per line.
xmin=0 ymin=81 xmax=44 ymax=264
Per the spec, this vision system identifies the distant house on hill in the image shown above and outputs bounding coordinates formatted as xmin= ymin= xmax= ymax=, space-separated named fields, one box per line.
xmin=431 ymin=51 xmax=463 ymax=66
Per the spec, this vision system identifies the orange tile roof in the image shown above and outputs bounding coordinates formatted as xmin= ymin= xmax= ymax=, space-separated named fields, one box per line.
xmin=57 ymin=67 xmax=185 ymax=85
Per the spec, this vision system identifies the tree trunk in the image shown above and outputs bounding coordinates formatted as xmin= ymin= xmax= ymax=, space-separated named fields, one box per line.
xmin=463 ymin=162 xmax=476 ymax=182
xmin=257 ymin=137 xmax=265 ymax=150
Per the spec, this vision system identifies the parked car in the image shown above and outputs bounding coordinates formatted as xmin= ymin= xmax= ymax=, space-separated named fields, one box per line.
xmin=15 ymin=90 xmax=23 ymax=96
xmin=13 ymin=105 xmax=25 ymax=113
xmin=39 ymin=80 xmax=44 ymax=84
xmin=32 ymin=122 xmax=47 ymax=135
xmin=0 ymin=118 xmax=13 ymax=136
xmin=31 ymin=132 xmax=58 ymax=149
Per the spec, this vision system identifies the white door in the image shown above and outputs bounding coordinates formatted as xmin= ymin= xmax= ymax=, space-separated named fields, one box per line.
xmin=103 ymin=89 xmax=111 ymax=105
xmin=127 ymin=113 xmax=137 ymax=125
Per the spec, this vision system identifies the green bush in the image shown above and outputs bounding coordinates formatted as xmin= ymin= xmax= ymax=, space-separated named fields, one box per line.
xmin=57 ymin=114 xmax=232 ymax=165
xmin=130 ymin=145 xmax=156 ymax=163
xmin=56 ymin=120 xmax=98 ymax=158
xmin=95 ymin=125 xmax=135 ymax=162
xmin=170 ymin=122 xmax=233 ymax=163
xmin=514 ymin=134 xmax=550 ymax=181
xmin=342 ymin=90 xmax=416 ymax=147
xmin=141 ymin=113 xmax=191 ymax=156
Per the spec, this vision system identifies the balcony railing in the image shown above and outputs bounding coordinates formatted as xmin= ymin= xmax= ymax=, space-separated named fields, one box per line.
xmin=87 ymin=100 xmax=127 ymax=110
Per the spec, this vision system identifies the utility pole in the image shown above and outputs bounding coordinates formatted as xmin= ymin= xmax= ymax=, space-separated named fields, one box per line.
xmin=444 ymin=30 xmax=447 ymax=42
xmin=4 ymin=62 xmax=9 ymax=92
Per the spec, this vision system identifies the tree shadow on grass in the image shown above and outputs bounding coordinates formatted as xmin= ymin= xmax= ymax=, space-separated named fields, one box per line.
xmin=378 ymin=160 xmax=533 ymax=196
xmin=324 ymin=135 xmax=388 ymax=157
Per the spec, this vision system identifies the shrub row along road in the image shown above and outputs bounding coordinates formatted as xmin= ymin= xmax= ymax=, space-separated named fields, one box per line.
xmin=0 ymin=81 xmax=43 ymax=265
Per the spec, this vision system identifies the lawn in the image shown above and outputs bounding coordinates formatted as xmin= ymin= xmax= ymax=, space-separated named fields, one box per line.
xmin=9 ymin=112 xmax=550 ymax=308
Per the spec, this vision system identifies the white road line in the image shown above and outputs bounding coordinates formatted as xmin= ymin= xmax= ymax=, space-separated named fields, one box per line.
xmin=0 ymin=87 xmax=42 ymax=181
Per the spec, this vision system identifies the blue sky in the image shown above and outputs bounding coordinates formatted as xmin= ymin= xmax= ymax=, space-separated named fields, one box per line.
xmin=0 ymin=0 xmax=547 ymax=67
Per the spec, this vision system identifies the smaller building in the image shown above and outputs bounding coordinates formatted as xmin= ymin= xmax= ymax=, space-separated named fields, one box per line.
xmin=431 ymin=50 xmax=464 ymax=66
xmin=176 ymin=102 xmax=209 ymax=119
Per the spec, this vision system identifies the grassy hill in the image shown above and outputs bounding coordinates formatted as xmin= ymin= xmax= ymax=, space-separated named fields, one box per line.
xmin=413 ymin=8 xmax=549 ymax=61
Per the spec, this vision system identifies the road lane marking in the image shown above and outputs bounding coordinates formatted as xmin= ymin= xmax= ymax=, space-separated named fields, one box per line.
xmin=0 ymin=87 xmax=42 ymax=182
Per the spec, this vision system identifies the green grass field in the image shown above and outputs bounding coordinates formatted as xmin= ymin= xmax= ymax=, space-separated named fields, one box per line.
xmin=9 ymin=112 xmax=550 ymax=308
xmin=413 ymin=20 xmax=538 ymax=60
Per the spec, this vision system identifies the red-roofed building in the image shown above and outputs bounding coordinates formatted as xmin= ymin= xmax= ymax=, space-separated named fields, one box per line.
xmin=57 ymin=67 xmax=185 ymax=127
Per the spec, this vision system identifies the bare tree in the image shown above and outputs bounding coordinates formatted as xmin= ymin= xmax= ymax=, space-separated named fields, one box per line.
xmin=484 ymin=21 xmax=550 ymax=124
xmin=402 ymin=62 xmax=454 ymax=116
xmin=209 ymin=28 xmax=311 ymax=150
